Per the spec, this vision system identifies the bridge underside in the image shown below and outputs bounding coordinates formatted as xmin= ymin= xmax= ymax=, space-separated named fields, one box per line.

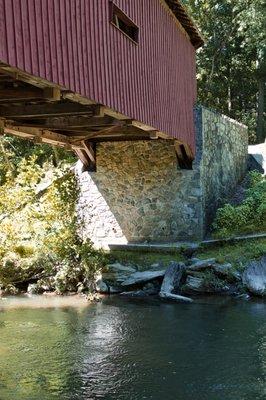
xmin=0 ymin=63 xmax=194 ymax=170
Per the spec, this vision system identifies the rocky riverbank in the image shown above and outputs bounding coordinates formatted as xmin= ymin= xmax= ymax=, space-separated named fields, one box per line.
xmin=1 ymin=239 xmax=265 ymax=302
xmin=96 ymin=255 xmax=266 ymax=301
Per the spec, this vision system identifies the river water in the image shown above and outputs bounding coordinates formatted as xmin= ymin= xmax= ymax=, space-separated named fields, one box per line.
xmin=0 ymin=295 xmax=265 ymax=400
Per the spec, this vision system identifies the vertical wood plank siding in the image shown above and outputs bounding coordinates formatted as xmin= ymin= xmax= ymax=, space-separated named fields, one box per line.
xmin=0 ymin=0 xmax=197 ymax=151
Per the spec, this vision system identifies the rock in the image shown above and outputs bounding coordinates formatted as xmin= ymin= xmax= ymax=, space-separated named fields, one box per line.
xmin=242 ymin=256 xmax=266 ymax=296
xmin=235 ymin=293 xmax=250 ymax=301
xmin=2 ymin=284 xmax=19 ymax=295
xmin=121 ymin=270 xmax=165 ymax=286
xmin=190 ymin=257 xmax=201 ymax=264
xmin=181 ymin=274 xmax=229 ymax=295
xmin=120 ymin=290 xmax=150 ymax=298
xmin=212 ymin=263 xmax=241 ymax=281
xmin=109 ymin=286 xmax=123 ymax=294
xmin=106 ymin=263 xmax=136 ymax=273
xmin=160 ymin=262 xmax=185 ymax=295
xmin=27 ymin=283 xmax=41 ymax=294
xmin=102 ymin=263 xmax=137 ymax=286
xmin=37 ymin=277 xmax=55 ymax=292
xmin=143 ymin=281 xmax=161 ymax=295
xmin=95 ymin=278 xmax=109 ymax=294
xmin=77 ymin=283 xmax=87 ymax=294
xmin=159 ymin=292 xmax=193 ymax=303
xmin=186 ymin=258 xmax=216 ymax=272
xmin=182 ymin=276 xmax=204 ymax=294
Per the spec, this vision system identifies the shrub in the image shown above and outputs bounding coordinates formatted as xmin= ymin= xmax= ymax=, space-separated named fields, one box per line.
xmin=0 ymin=156 xmax=105 ymax=292
xmin=213 ymin=172 xmax=266 ymax=237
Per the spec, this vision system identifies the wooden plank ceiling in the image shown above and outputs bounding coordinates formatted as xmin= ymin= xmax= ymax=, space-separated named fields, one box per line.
xmin=0 ymin=64 xmax=170 ymax=169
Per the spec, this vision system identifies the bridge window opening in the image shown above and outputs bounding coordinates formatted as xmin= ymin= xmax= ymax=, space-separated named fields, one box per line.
xmin=110 ymin=2 xmax=139 ymax=43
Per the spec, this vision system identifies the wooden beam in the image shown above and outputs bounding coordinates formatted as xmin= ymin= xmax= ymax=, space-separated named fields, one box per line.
xmin=101 ymin=106 xmax=130 ymax=121
xmin=183 ymin=143 xmax=194 ymax=161
xmin=82 ymin=141 xmax=96 ymax=163
xmin=43 ymin=87 xmax=61 ymax=101
xmin=129 ymin=120 xmax=156 ymax=131
xmin=0 ymin=87 xmax=44 ymax=101
xmin=3 ymin=125 xmax=83 ymax=150
xmin=0 ymin=65 xmax=57 ymax=89
xmin=0 ymin=103 xmax=99 ymax=119
xmin=0 ymin=86 xmax=61 ymax=102
xmin=74 ymin=145 xmax=96 ymax=171
xmin=73 ymin=123 xmax=129 ymax=141
xmin=18 ymin=115 xmax=120 ymax=130
xmin=128 ymin=120 xmax=170 ymax=138
xmin=74 ymin=149 xmax=91 ymax=168
xmin=149 ymin=131 xmax=159 ymax=139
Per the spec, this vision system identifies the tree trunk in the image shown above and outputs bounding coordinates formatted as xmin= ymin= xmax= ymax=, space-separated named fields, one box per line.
xmin=256 ymin=79 xmax=265 ymax=144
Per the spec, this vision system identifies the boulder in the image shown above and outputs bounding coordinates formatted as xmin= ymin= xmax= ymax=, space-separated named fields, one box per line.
xmin=143 ymin=281 xmax=161 ymax=295
xmin=160 ymin=262 xmax=185 ymax=295
xmin=242 ymin=256 xmax=266 ymax=296
xmin=186 ymin=258 xmax=216 ymax=272
xmin=159 ymin=292 xmax=193 ymax=303
xmin=212 ymin=263 xmax=241 ymax=281
xmin=106 ymin=263 xmax=137 ymax=273
xmin=181 ymin=276 xmax=205 ymax=294
xmin=121 ymin=270 xmax=165 ymax=286
xmin=181 ymin=274 xmax=229 ymax=295
xmin=102 ymin=263 xmax=137 ymax=286
xmin=27 ymin=283 xmax=41 ymax=294
xmin=95 ymin=279 xmax=109 ymax=294
xmin=109 ymin=286 xmax=123 ymax=294
xmin=120 ymin=290 xmax=150 ymax=298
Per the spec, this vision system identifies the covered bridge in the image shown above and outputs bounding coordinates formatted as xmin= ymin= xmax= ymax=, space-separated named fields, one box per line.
xmin=0 ymin=1 xmax=248 ymax=245
xmin=0 ymin=0 xmax=203 ymax=169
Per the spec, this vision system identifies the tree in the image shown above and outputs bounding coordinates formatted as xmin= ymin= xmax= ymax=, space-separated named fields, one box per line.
xmin=184 ymin=0 xmax=266 ymax=142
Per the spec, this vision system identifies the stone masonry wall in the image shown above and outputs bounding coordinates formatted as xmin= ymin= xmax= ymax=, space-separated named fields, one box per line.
xmin=76 ymin=107 xmax=248 ymax=247
xmin=76 ymin=140 xmax=203 ymax=248
xmin=194 ymin=106 xmax=248 ymax=231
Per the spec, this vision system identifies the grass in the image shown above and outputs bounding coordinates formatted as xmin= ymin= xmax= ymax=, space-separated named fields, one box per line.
xmin=197 ymin=238 xmax=266 ymax=271
xmin=107 ymin=250 xmax=185 ymax=270
xmin=107 ymin=238 xmax=266 ymax=272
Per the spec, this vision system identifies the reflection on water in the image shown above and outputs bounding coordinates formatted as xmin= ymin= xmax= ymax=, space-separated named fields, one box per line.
xmin=0 ymin=295 xmax=265 ymax=400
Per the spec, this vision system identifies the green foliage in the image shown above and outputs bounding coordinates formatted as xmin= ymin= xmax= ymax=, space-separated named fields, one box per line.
xmin=197 ymin=238 xmax=266 ymax=270
xmin=213 ymin=172 xmax=266 ymax=237
xmin=201 ymin=270 xmax=226 ymax=291
xmin=107 ymin=250 xmax=185 ymax=270
xmin=0 ymin=148 xmax=105 ymax=293
xmin=184 ymin=0 xmax=266 ymax=142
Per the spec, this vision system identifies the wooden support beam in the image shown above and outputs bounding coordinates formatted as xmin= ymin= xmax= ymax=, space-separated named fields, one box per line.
xmin=74 ymin=123 xmax=128 ymax=140
xmin=3 ymin=125 xmax=83 ymax=150
xmin=43 ymin=87 xmax=61 ymax=101
xmin=18 ymin=115 xmax=120 ymax=130
xmin=60 ymin=92 xmax=96 ymax=105
xmin=128 ymin=120 xmax=170 ymax=138
xmin=82 ymin=141 xmax=96 ymax=164
xmin=129 ymin=120 xmax=156 ymax=131
xmin=0 ymin=103 xmax=99 ymax=119
xmin=74 ymin=145 xmax=96 ymax=171
xmin=0 ymin=86 xmax=61 ymax=102
xmin=0 ymin=87 xmax=44 ymax=101
xmin=74 ymin=149 xmax=91 ymax=168
xmin=174 ymin=141 xmax=193 ymax=169
xmin=149 ymin=131 xmax=159 ymax=139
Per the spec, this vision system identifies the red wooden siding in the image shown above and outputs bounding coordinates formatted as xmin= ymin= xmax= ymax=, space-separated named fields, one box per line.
xmin=0 ymin=0 xmax=197 ymax=151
